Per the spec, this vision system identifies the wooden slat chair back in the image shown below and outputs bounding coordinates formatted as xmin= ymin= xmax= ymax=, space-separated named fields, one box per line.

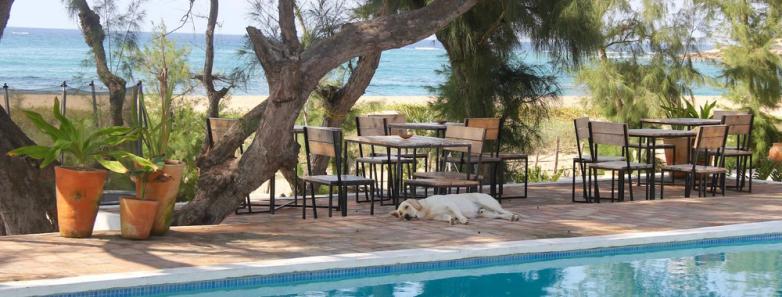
xmin=721 ymin=114 xmax=753 ymax=137
xmin=304 ymin=127 xmax=340 ymax=158
xmin=356 ymin=116 xmax=387 ymax=136
xmin=444 ymin=125 xmax=486 ymax=156
xmin=587 ymin=121 xmax=629 ymax=163
xmin=206 ymin=118 xmax=242 ymax=154
xmin=693 ymin=125 xmax=729 ymax=151
xmin=574 ymin=117 xmax=590 ymax=141
xmin=369 ymin=113 xmax=406 ymax=135
xmin=712 ymin=110 xmax=744 ymax=119
xmin=589 ymin=121 xmax=627 ymax=147
xmin=465 ymin=117 xmax=501 ymax=157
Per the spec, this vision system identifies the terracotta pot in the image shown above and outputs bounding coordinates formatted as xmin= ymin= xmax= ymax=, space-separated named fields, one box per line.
xmin=135 ymin=160 xmax=184 ymax=235
xmin=770 ymin=143 xmax=782 ymax=162
xmin=119 ymin=196 xmax=159 ymax=240
xmin=663 ymin=137 xmax=691 ymax=178
xmin=54 ymin=167 xmax=107 ymax=238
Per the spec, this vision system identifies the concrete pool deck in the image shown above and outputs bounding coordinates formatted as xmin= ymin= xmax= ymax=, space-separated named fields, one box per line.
xmin=1 ymin=182 xmax=781 ymax=285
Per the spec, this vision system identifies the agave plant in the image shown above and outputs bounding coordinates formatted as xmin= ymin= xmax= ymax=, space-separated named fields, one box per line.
xmin=661 ymin=99 xmax=717 ymax=120
xmin=8 ymin=98 xmax=154 ymax=174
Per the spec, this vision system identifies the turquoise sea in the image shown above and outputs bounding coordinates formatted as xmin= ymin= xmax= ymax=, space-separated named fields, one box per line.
xmin=0 ymin=27 xmax=726 ymax=96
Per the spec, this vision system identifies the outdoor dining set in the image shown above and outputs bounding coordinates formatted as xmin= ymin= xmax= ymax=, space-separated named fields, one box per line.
xmin=206 ymin=114 xmax=528 ymax=219
xmin=572 ymin=112 xmax=754 ymax=203
xmin=204 ymin=110 xmax=754 ymax=219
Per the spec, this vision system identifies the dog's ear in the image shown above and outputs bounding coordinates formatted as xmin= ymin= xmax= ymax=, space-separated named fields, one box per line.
xmin=389 ymin=210 xmax=400 ymax=218
xmin=407 ymin=199 xmax=423 ymax=211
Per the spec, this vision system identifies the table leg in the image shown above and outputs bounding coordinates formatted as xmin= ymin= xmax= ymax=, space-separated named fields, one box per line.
xmin=649 ymin=136 xmax=657 ymax=200
xmin=395 ymin=149 xmax=403 ymax=207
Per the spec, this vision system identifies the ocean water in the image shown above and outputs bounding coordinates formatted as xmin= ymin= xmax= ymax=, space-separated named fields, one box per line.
xmin=0 ymin=27 xmax=726 ymax=96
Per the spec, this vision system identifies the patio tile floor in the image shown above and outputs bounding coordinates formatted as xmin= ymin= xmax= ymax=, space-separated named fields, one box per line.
xmin=1 ymin=181 xmax=781 ymax=283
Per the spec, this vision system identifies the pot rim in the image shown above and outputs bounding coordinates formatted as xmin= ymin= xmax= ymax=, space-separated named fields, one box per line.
xmin=55 ymin=166 xmax=108 ymax=173
xmin=120 ymin=196 xmax=159 ymax=203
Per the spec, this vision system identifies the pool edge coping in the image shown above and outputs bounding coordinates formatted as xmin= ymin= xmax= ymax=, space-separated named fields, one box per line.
xmin=3 ymin=220 xmax=782 ymax=297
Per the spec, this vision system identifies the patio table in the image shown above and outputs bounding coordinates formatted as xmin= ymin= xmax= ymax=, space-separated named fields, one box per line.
xmin=344 ymin=135 xmax=473 ymax=208
xmin=386 ymin=122 xmax=463 ymax=137
xmin=628 ymin=128 xmax=697 ymax=200
xmin=640 ymin=118 xmax=721 ymax=129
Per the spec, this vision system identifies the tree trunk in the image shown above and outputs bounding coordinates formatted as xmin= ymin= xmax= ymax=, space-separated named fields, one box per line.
xmin=200 ymin=0 xmax=229 ymax=119
xmin=173 ymin=0 xmax=479 ymax=225
xmin=0 ymin=0 xmax=58 ymax=235
xmin=0 ymin=111 xmax=58 ymax=235
xmin=308 ymin=53 xmax=382 ymax=176
xmin=72 ymin=0 xmax=127 ymax=126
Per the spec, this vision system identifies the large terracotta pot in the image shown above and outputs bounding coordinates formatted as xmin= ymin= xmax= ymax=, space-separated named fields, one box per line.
xmin=54 ymin=167 xmax=107 ymax=238
xmin=663 ymin=137 xmax=692 ymax=178
xmin=134 ymin=160 xmax=184 ymax=235
xmin=119 ymin=196 xmax=159 ymax=240
xmin=770 ymin=143 xmax=782 ymax=162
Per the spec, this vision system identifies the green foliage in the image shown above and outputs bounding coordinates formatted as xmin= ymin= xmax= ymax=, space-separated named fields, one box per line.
xmin=8 ymin=98 xmax=141 ymax=172
xmin=697 ymin=0 xmax=782 ymax=161
xmin=754 ymin=158 xmax=782 ymax=182
xmin=431 ymin=0 xmax=602 ymax=153
xmin=134 ymin=23 xmax=192 ymax=160
xmin=578 ymin=0 xmax=708 ymax=126
xmin=661 ymin=99 xmax=717 ymax=119
xmin=515 ymin=165 xmax=564 ymax=183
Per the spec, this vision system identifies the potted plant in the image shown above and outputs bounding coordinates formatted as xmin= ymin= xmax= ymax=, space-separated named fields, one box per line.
xmin=115 ymin=153 xmax=164 ymax=240
xmin=135 ymin=29 xmax=188 ymax=236
xmin=660 ymin=99 xmax=717 ymax=166
xmin=8 ymin=99 xmax=140 ymax=238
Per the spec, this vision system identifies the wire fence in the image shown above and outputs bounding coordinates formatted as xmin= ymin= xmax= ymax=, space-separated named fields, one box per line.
xmin=1 ymin=81 xmax=144 ymax=155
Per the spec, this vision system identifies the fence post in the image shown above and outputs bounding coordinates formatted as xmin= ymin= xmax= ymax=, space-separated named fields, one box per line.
xmin=554 ymin=136 xmax=560 ymax=173
xmin=135 ymin=81 xmax=144 ymax=156
xmin=89 ymin=80 xmax=99 ymax=127
xmin=60 ymin=81 xmax=68 ymax=117
xmin=2 ymin=83 xmax=9 ymax=117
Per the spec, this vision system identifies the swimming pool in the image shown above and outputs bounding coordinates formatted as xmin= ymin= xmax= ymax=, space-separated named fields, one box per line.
xmin=40 ymin=232 xmax=782 ymax=297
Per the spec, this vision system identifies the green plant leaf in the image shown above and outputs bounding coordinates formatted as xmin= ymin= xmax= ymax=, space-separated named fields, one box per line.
xmin=22 ymin=110 xmax=62 ymax=141
xmin=96 ymin=157 xmax=129 ymax=174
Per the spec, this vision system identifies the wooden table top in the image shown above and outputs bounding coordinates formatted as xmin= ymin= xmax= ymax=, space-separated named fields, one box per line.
xmin=344 ymin=135 xmax=472 ymax=149
xmin=386 ymin=122 xmax=462 ymax=130
xmin=641 ymin=118 xmax=722 ymax=126
xmin=629 ymin=128 xmax=697 ymax=138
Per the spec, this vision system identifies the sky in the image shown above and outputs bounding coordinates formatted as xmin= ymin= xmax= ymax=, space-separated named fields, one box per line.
xmin=6 ymin=0 xmax=256 ymax=35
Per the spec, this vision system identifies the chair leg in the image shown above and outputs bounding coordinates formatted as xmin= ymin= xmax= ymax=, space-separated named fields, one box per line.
xmin=310 ymin=183 xmax=318 ymax=219
xmin=659 ymin=170 xmax=665 ymax=199
xmin=301 ymin=182 xmax=306 ymax=219
xmin=369 ymin=183 xmax=375 ymax=215
xmin=328 ymin=185 xmax=334 ymax=217
xmin=571 ymin=160 xmax=577 ymax=203
xmin=627 ymin=169 xmax=635 ymax=201
xmin=610 ymin=171 xmax=616 ymax=201
xmin=617 ymin=170 xmax=624 ymax=202
xmin=748 ymin=155 xmax=753 ymax=193
xmin=592 ymin=167 xmax=601 ymax=203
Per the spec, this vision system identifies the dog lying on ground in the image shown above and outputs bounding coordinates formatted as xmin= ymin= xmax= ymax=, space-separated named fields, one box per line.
xmin=390 ymin=193 xmax=520 ymax=225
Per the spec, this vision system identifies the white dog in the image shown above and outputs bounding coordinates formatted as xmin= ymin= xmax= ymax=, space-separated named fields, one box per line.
xmin=390 ymin=193 xmax=520 ymax=225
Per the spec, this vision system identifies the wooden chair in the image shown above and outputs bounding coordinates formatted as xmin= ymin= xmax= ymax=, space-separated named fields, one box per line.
xmin=207 ymin=118 xmax=279 ymax=214
xmin=299 ymin=127 xmax=375 ymax=218
xmin=355 ymin=116 xmax=413 ymax=202
xmin=718 ymin=113 xmax=753 ymax=192
xmin=433 ymin=118 xmax=505 ymax=199
xmin=587 ymin=121 xmax=653 ymax=202
xmin=368 ymin=113 xmax=430 ymax=169
xmin=405 ymin=126 xmax=486 ymax=196
xmin=660 ymin=125 xmax=729 ymax=197
xmin=571 ymin=117 xmax=625 ymax=203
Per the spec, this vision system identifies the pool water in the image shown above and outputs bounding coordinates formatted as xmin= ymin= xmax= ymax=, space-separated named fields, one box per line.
xmin=163 ymin=241 xmax=782 ymax=297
